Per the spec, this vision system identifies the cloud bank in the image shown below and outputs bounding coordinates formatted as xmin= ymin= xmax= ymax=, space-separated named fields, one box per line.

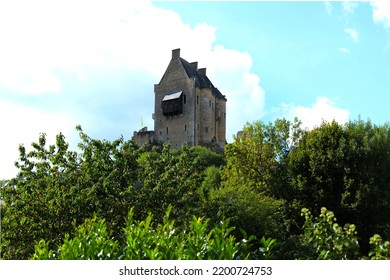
xmin=371 ymin=0 xmax=390 ymax=29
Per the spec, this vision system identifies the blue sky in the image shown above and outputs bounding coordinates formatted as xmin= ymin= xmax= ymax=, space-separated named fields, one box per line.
xmin=1 ymin=0 xmax=389 ymax=179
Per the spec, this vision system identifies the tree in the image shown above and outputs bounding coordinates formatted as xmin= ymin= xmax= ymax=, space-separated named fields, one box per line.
xmin=286 ymin=119 xmax=390 ymax=253
xmin=206 ymin=184 xmax=286 ymax=242
xmin=222 ymin=118 xmax=303 ymax=195
xmin=1 ymin=127 xmax=140 ymax=259
xmin=133 ymin=144 xmax=208 ymax=225
xmin=287 ymin=121 xmax=346 ymax=216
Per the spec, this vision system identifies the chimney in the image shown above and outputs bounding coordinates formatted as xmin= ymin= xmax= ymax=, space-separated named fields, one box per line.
xmin=190 ymin=62 xmax=198 ymax=70
xmin=198 ymin=68 xmax=206 ymax=76
xmin=172 ymin=48 xmax=180 ymax=60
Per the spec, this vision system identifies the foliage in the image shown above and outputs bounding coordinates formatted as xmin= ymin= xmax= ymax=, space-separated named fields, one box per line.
xmin=33 ymin=207 xmax=263 ymax=260
xmin=301 ymin=207 xmax=390 ymax=260
xmin=3 ymin=117 xmax=390 ymax=260
xmin=258 ymin=236 xmax=278 ymax=260
xmin=186 ymin=145 xmax=225 ymax=167
xmin=301 ymin=207 xmax=360 ymax=259
xmin=287 ymin=119 xmax=390 ymax=253
xmin=288 ymin=121 xmax=346 ymax=213
xmin=201 ymin=165 xmax=222 ymax=194
xmin=1 ymin=128 xmax=224 ymax=259
xmin=32 ymin=216 xmax=119 ymax=260
xmin=207 ymin=185 xmax=286 ymax=241
xmin=222 ymin=118 xmax=302 ymax=194
xmin=367 ymin=234 xmax=390 ymax=260
xmin=1 ymin=127 xmax=140 ymax=259
xmin=133 ymin=144 xmax=209 ymax=225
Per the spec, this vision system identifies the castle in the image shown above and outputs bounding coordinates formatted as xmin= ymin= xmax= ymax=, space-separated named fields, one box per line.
xmin=133 ymin=49 xmax=227 ymax=149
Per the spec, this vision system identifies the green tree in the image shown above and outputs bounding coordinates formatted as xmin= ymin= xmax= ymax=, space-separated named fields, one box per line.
xmin=201 ymin=165 xmax=222 ymax=194
xmin=343 ymin=120 xmax=390 ymax=247
xmin=222 ymin=118 xmax=303 ymax=195
xmin=207 ymin=184 xmax=285 ymax=243
xmin=214 ymin=118 xmax=304 ymax=257
xmin=134 ymin=144 xmax=213 ymax=225
xmin=287 ymin=119 xmax=390 ymax=253
xmin=1 ymin=127 xmax=140 ymax=259
xmin=287 ymin=121 xmax=346 ymax=215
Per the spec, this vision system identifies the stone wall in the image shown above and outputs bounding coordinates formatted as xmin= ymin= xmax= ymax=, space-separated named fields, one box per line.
xmin=134 ymin=49 xmax=226 ymax=149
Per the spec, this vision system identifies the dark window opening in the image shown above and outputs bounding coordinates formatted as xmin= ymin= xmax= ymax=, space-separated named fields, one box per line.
xmin=162 ymin=91 xmax=183 ymax=117
xmin=166 ymin=127 xmax=169 ymax=134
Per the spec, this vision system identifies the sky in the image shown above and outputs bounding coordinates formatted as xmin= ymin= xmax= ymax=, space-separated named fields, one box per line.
xmin=0 ymin=0 xmax=390 ymax=179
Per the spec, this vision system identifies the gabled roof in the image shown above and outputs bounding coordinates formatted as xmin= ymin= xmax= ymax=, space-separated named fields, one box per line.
xmin=179 ymin=57 xmax=227 ymax=101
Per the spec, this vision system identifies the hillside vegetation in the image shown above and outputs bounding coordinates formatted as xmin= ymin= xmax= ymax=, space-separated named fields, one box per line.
xmin=1 ymin=119 xmax=389 ymax=259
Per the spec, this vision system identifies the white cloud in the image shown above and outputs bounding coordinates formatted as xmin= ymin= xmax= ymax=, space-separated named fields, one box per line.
xmin=339 ymin=47 xmax=352 ymax=54
xmin=200 ymin=46 xmax=265 ymax=139
xmin=324 ymin=1 xmax=334 ymax=15
xmin=343 ymin=1 xmax=358 ymax=15
xmin=0 ymin=0 xmax=265 ymax=177
xmin=344 ymin=28 xmax=359 ymax=42
xmin=371 ymin=0 xmax=390 ymax=29
xmin=281 ymin=97 xmax=350 ymax=130
xmin=0 ymin=100 xmax=77 ymax=179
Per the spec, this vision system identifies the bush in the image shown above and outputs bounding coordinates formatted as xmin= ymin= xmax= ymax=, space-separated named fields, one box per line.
xmin=32 ymin=207 xmax=271 ymax=260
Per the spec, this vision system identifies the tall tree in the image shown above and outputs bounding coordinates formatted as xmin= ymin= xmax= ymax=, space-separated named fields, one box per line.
xmin=287 ymin=119 xmax=390 ymax=253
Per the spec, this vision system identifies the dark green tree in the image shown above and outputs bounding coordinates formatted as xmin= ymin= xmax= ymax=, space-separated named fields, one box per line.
xmin=134 ymin=144 xmax=209 ymax=225
xmin=287 ymin=119 xmax=390 ymax=253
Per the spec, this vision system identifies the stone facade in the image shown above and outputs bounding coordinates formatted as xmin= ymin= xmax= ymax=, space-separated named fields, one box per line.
xmin=133 ymin=49 xmax=227 ymax=149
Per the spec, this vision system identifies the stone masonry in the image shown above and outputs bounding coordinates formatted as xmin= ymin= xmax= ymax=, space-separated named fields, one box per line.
xmin=133 ymin=48 xmax=227 ymax=149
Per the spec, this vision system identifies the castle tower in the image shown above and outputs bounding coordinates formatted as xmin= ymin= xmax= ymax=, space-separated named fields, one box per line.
xmin=153 ymin=49 xmax=226 ymax=148
xmin=133 ymin=49 xmax=226 ymax=149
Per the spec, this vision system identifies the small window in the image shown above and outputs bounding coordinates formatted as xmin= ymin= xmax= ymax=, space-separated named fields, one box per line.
xmin=166 ymin=127 xmax=169 ymax=134
xmin=197 ymin=123 xmax=200 ymax=131
xmin=184 ymin=94 xmax=186 ymax=104
xmin=205 ymin=127 xmax=209 ymax=133
xmin=184 ymin=124 xmax=187 ymax=132
xmin=209 ymin=100 xmax=211 ymax=107
xmin=197 ymin=95 xmax=199 ymax=105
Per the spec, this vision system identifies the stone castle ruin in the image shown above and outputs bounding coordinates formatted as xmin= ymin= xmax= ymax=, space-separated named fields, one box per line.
xmin=133 ymin=49 xmax=227 ymax=149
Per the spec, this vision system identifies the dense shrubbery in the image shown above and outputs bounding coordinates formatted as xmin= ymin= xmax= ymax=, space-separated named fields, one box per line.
xmin=32 ymin=207 xmax=265 ymax=260
xmin=1 ymin=118 xmax=389 ymax=259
